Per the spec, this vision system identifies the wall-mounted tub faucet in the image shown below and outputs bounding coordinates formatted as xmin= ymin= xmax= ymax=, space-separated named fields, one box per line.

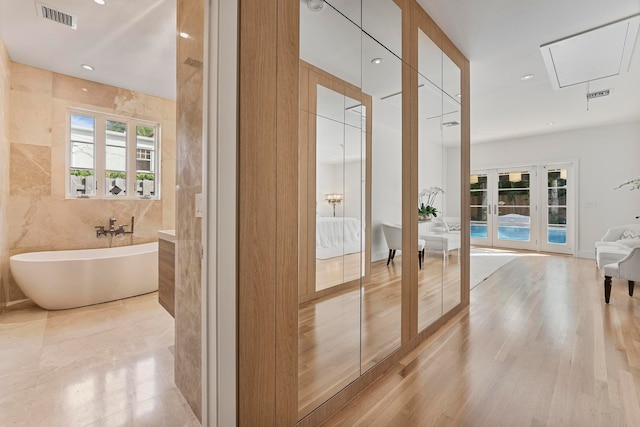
xmin=95 ymin=216 xmax=135 ymax=238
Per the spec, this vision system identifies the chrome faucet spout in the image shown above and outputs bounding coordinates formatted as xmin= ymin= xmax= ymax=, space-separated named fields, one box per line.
xmin=109 ymin=217 xmax=116 ymax=231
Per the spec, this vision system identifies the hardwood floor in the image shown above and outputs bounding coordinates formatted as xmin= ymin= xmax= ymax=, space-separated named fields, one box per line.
xmin=321 ymin=253 xmax=640 ymax=426
xmin=299 ymin=253 xmax=462 ymax=418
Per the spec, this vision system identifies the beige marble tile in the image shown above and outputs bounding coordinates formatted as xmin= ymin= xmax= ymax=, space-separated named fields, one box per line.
xmin=9 ymin=90 xmax=53 ymax=146
xmin=10 ymin=143 xmax=51 ymax=196
xmin=114 ymin=89 xmax=165 ymax=120
xmin=0 ymin=293 xmax=195 ymax=425
xmin=0 ymin=318 xmax=46 ymax=349
xmin=10 ymin=62 xmax=53 ymax=94
xmin=0 ymin=344 xmax=42 ymax=375
xmin=52 ymin=73 xmax=119 ymax=108
xmin=86 ymin=389 xmax=201 ymax=427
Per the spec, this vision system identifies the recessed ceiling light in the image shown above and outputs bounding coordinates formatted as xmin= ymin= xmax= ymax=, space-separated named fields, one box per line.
xmin=455 ymin=93 xmax=462 ymax=98
xmin=81 ymin=64 xmax=94 ymax=71
xmin=371 ymin=58 xmax=383 ymax=65
xmin=547 ymin=121 xmax=555 ymax=125
xmin=179 ymin=32 xmax=190 ymax=39
xmin=94 ymin=0 xmax=106 ymax=5
xmin=520 ymin=74 xmax=534 ymax=81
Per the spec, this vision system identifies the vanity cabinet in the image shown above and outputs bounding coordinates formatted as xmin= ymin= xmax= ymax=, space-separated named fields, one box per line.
xmin=158 ymin=230 xmax=176 ymax=317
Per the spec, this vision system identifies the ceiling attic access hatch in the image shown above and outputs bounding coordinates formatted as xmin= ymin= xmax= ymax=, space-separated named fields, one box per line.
xmin=540 ymin=14 xmax=640 ymax=90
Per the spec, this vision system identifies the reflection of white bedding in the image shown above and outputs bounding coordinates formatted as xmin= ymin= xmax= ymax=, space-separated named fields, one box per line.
xmin=316 ymin=216 xmax=362 ymax=259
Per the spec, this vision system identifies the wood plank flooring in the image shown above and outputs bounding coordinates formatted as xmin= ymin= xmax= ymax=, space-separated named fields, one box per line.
xmin=321 ymin=253 xmax=640 ymax=426
xmin=299 ymin=252 xmax=462 ymax=417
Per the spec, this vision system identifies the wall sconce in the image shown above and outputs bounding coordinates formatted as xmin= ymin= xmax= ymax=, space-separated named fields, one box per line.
xmin=560 ymin=169 xmax=567 ymax=180
xmin=508 ymin=172 xmax=522 ymax=183
xmin=470 ymin=175 xmax=479 ymax=184
xmin=325 ymin=193 xmax=343 ymax=217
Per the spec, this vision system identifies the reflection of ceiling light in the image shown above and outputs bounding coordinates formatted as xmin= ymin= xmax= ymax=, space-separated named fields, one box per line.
xmin=442 ymin=121 xmax=460 ymax=127
xmin=509 ymin=172 xmax=522 ymax=183
xmin=94 ymin=0 xmax=106 ymax=5
xmin=81 ymin=88 xmax=88 ymax=92
xmin=520 ymin=74 xmax=534 ymax=81
xmin=81 ymin=64 xmax=94 ymax=71
xmin=179 ymin=32 xmax=190 ymax=39
xmin=560 ymin=169 xmax=567 ymax=180
xmin=371 ymin=58 xmax=383 ymax=65
xmin=307 ymin=0 xmax=325 ymax=12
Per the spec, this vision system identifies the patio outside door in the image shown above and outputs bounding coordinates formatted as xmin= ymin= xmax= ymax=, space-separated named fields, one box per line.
xmin=470 ymin=164 xmax=574 ymax=254
xmin=471 ymin=168 xmax=536 ymax=250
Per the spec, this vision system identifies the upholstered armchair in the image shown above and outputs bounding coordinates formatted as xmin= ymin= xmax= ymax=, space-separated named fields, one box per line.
xmin=603 ymin=247 xmax=640 ymax=303
xmin=595 ymin=224 xmax=640 ymax=268
xmin=382 ymin=223 xmax=426 ymax=269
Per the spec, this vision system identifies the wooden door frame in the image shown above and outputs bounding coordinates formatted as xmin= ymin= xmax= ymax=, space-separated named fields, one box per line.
xmin=298 ymin=60 xmax=373 ymax=303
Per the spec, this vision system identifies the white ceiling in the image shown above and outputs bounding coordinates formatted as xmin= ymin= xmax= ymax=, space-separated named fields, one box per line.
xmin=1 ymin=0 xmax=639 ymax=143
xmin=0 ymin=0 xmax=176 ymax=100
xmin=417 ymin=0 xmax=640 ymax=143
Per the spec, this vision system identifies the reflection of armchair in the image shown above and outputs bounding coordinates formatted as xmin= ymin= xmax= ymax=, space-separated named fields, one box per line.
xmin=603 ymin=247 xmax=640 ymax=303
xmin=382 ymin=223 xmax=426 ymax=269
xmin=418 ymin=217 xmax=461 ymax=258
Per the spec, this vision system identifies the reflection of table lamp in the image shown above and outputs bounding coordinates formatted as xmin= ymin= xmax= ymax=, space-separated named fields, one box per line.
xmin=325 ymin=193 xmax=343 ymax=217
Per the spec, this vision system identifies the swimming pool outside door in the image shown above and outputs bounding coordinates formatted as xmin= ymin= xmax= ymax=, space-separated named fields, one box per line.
xmin=470 ymin=164 xmax=574 ymax=254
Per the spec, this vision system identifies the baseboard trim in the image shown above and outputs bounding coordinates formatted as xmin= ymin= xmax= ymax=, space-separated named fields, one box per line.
xmin=578 ymin=250 xmax=595 ymax=260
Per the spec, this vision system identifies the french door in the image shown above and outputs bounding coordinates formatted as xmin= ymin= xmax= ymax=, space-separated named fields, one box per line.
xmin=470 ymin=164 xmax=574 ymax=254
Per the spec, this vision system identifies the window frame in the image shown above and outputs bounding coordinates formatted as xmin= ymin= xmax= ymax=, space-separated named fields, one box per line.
xmin=66 ymin=108 xmax=161 ymax=200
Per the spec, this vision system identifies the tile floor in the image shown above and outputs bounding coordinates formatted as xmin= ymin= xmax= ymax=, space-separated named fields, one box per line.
xmin=0 ymin=292 xmax=200 ymax=427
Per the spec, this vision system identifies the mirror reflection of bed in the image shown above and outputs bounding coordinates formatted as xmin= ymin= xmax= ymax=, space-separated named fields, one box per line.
xmin=315 ymin=195 xmax=364 ymax=291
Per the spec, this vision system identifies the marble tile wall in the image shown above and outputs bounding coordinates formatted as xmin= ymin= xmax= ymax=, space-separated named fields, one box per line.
xmin=174 ymin=0 xmax=205 ymax=420
xmin=0 ymin=38 xmax=10 ymax=315
xmin=5 ymin=62 xmax=176 ymax=302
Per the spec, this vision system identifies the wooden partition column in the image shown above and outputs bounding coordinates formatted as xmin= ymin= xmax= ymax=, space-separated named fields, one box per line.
xmin=238 ymin=0 xmax=298 ymax=424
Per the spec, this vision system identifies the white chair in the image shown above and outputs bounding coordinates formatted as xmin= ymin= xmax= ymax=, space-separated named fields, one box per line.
xmin=595 ymin=224 xmax=640 ymax=268
xmin=603 ymin=247 xmax=640 ymax=304
xmin=382 ymin=223 xmax=426 ymax=269
xmin=418 ymin=218 xmax=461 ymax=259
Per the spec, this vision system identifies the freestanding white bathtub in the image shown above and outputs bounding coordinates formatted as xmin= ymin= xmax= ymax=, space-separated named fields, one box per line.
xmin=9 ymin=242 xmax=158 ymax=310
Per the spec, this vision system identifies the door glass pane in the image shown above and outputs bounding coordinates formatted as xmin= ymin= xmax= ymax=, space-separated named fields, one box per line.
xmin=105 ymin=120 xmax=127 ymax=196
xmin=547 ymin=169 xmax=567 ymax=245
xmin=497 ymin=172 xmax=530 ymax=242
xmin=470 ymin=174 xmax=488 ymax=239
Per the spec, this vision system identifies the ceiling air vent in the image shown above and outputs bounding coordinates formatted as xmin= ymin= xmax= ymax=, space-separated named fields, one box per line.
xmin=586 ymin=89 xmax=612 ymax=100
xmin=184 ymin=57 xmax=203 ymax=69
xmin=35 ymin=2 xmax=77 ymax=29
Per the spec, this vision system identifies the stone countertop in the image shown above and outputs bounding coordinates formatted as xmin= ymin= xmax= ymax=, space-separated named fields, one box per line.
xmin=158 ymin=229 xmax=176 ymax=242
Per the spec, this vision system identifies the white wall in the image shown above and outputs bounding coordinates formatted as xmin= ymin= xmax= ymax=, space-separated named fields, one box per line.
xmin=445 ymin=145 xmax=461 ymax=218
xmin=471 ymin=120 xmax=640 ymax=258
xmin=371 ymin=98 xmax=402 ymax=261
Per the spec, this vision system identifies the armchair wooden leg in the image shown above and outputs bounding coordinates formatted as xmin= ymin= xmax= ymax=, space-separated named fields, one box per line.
xmin=387 ymin=249 xmax=393 ymax=266
xmin=604 ymin=276 xmax=612 ymax=304
xmin=629 ymin=280 xmax=635 ymax=297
